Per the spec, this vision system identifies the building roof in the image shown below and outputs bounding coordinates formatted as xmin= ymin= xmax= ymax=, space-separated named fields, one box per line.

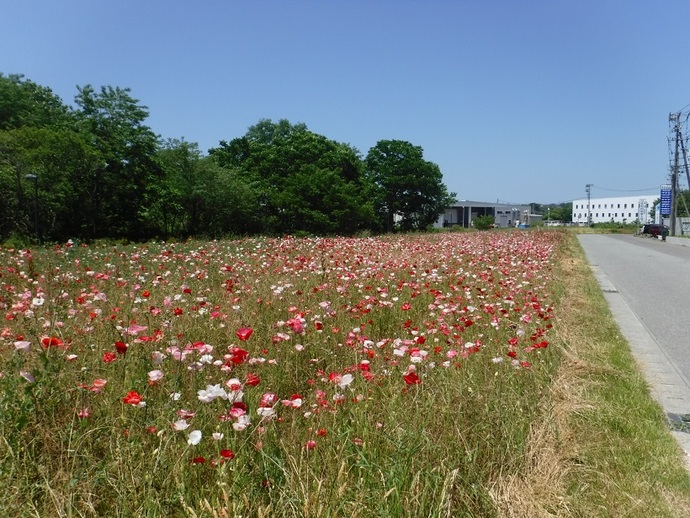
xmin=449 ymin=200 xmax=530 ymax=208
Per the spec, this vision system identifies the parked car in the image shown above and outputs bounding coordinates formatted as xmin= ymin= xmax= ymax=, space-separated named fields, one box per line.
xmin=640 ymin=224 xmax=669 ymax=237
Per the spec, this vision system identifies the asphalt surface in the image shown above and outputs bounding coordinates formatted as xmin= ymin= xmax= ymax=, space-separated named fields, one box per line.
xmin=578 ymin=234 xmax=690 ymax=465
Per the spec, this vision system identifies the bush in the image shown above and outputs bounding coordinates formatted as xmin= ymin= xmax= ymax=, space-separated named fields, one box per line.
xmin=473 ymin=215 xmax=495 ymax=230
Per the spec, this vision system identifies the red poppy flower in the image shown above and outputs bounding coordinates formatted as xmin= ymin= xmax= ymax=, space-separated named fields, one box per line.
xmin=102 ymin=352 xmax=117 ymax=363
xmin=228 ymin=347 xmax=249 ymax=365
xmin=122 ymin=390 xmax=143 ymax=406
xmin=41 ymin=336 xmax=64 ymax=348
xmin=403 ymin=372 xmax=421 ymax=385
xmin=219 ymin=449 xmax=235 ymax=459
xmin=236 ymin=327 xmax=253 ymax=341
xmin=191 ymin=456 xmax=206 ymax=464
xmin=115 ymin=341 xmax=128 ymax=354
xmin=245 ymin=372 xmax=260 ymax=386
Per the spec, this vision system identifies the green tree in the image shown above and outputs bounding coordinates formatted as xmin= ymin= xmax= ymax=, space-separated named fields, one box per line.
xmin=473 ymin=215 xmax=495 ymax=230
xmin=0 ymin=126 xmax=101 ymax=242
xmin=154 ymin=139 xmax=205 ymax=237
xmin=365 ymin=140 xmax=455 ymax=232
xmin=0 ymin=75 xmax=106 ymax=242
xmin=154 ymin=139 xmax=263 ymax=238
xmin=203 ymin=165 xmax=264 ymax=236
xmin=0 ymin=73 xmax=71 ymax=131
xmin=210 ymin=119 xmax=375 ymax=235
xmin=74 ymin=85 xmax=163 ymax=240
xmin=544 ymin=202 xmax=572 ymax=223
xmin=674 ymin=190 xmax=690 ymax=217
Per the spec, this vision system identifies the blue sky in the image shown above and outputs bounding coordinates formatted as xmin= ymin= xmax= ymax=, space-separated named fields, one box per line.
xmin=2 ymin=1 xmax=689 ymax=204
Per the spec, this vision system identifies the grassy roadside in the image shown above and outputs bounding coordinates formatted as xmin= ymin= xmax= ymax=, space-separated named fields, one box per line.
xmin=493 ymin=233 xmax=690 ymax=516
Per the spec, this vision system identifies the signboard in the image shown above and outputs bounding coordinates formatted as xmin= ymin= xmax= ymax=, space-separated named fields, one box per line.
xmin=660 ymin=184 xmax=672 ymax=216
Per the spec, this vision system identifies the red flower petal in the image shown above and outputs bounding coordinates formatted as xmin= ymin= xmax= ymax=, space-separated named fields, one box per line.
xmin=219 ymin=449 xmax=235 ymax=459
xmin=122 ymin=390 xmax=142 ymax=405
xmin=236 ymin=327 xmax=253 ymax=341
xmin=402 ymin=372 xmax=421 ymax=385
xmin=245 ymin=373 xmax=260 ymax=387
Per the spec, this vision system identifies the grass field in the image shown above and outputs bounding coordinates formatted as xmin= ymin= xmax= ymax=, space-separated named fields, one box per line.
xmin=1 ymin=230 xmax=688 ymax=517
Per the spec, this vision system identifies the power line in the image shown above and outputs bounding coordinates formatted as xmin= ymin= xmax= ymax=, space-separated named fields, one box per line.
xmin=591 ymin=185 xmax=658 ymax=193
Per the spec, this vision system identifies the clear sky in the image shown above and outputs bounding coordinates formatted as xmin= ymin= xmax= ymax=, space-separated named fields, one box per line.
xmin=2 ymin=0 xmax=689 ymax=204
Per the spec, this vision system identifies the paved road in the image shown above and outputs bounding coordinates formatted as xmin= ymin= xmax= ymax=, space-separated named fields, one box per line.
xmin=578 ymin=234 xmax=690 ymax=462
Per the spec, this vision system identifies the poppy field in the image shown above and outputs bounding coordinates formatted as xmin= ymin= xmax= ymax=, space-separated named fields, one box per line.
xmin=0 ymin=231 xmax=565 ymax=516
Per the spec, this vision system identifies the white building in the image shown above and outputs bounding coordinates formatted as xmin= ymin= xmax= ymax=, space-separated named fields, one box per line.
xmin=571 ymin=195 xmax=658 ymax=225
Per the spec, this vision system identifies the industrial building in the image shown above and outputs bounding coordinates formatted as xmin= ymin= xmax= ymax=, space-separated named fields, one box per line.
xmin=436 ymin=201 xmax=533 ymax=228
xmin=571 ymin=194 xmax=658 ymax=225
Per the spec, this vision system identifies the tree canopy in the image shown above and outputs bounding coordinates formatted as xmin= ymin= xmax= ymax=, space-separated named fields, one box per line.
xmin=0 ymin=75 xmax=456 ymax=243
xmin=209 ymin=119 xmax=377 ymax=235
xmin=365 ymin=140 xmax=456 ymax=232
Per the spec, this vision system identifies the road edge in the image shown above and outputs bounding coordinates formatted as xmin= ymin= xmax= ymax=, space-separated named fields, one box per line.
xmin=588 ymin=262 xmax=690 ymax=469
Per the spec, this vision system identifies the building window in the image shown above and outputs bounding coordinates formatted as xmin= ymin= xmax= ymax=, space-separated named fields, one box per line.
xmin=617 ymin=204 xmax=620 ymax=208
xmin=624 ymin=203 xmax=627 ymax=208
xmin=604 ymin=204 xmax=608 ymax=208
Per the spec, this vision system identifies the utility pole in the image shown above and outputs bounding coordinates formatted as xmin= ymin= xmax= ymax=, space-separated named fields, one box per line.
xmin=586 ymin=184 xmax=592 ymax=226
xmin=670 ymin=113 xmax=680 ymax=236
xmin=667 ymin=111 xmax=690 ymax=235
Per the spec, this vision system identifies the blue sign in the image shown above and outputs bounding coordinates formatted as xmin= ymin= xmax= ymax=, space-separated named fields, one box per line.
xmin=660 ymin=184 xmax=672 ymax=215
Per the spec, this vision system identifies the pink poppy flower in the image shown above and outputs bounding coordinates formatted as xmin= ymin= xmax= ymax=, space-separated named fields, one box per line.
xmin=14 ymin=340 xmax=31 ymax=352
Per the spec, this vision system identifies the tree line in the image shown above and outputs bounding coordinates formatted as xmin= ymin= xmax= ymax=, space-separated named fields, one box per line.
xmin=0 ymin=74 xmax=455 ymax=244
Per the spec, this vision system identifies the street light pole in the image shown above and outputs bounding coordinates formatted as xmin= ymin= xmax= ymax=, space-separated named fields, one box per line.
xmin=25 ymin=174 xmax=39 ymax=245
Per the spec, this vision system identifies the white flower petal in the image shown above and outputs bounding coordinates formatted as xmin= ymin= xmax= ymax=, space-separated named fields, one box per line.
xmin=172 ymin=419 xmax=190 ymax=431
xmin=187 ymin=430 xmax=202 ymax=445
